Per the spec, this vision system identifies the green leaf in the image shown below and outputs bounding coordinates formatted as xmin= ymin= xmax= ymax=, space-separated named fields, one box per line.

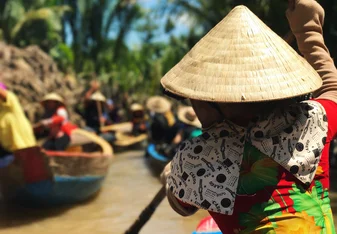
xmin=289 ymin=182 xmax=335 ymax=230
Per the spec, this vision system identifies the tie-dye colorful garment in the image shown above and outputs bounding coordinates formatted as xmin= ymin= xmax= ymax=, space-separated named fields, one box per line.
xmin=168 ymin=99 xmax=336 ymax=233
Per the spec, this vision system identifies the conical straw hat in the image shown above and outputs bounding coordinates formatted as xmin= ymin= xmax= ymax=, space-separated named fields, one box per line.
xmin=130 ymin=103 xmax=144 ymax=112
xmin=90 ymin=91 xmax=106 ymax=102
xmin=41 ymin=93 xmax=65 ymax=105
xmin=146 ymin=96 xmax=172 ymax=114
xmin=177 ymin=106 xmax=201 ymax=128
xmin=161 ymin=5 xmax=322 ymax=103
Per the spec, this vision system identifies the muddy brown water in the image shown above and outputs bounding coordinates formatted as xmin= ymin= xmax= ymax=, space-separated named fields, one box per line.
xmin=0 ymin=150 xmax=336 ymax=234
xmin=0 ymin=150 xmax=206 ymax=234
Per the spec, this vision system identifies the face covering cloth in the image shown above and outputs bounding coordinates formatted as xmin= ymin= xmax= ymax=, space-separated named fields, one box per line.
xmin=168 ymin=100 xmax=327 ymax=215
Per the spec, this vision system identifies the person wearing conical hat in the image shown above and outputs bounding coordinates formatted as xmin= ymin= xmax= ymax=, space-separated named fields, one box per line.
xmin=177 ymin=106 xmax=202 ymax=140
xmin=106 ymin=98 xmax=121 ymax=123
xmin=146 ymin=96 xmax=181 ymax=158
xmin=130 ymin=103 xmax=148 ymax=136
xmin=83 ymin=82 xmax=115 ymax=142
xmin=160 ymin=1 xmax=336 ymax=232
xmin=39 ymin=93 xmax=77 ymax=151
xmin=83 ymin=81 xmax=108 ymax=133
xmin=146 ymin=96 xmax=172 ymax=116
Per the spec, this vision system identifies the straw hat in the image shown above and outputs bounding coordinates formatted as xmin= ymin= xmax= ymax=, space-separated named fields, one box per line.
xmin=178 ymin=106 xmax=201 ymax=128
xmin=41 ymin=93 xmax=65 ymax=105
xmin=130 ymin=103 xmax=144 ymax=112
xmin=146 ymin=96 xmax=172 ymax=114
xmin=161 ymin=6 xmax=322 ymax=103
xmin=90 ymin=91 xmax=106 ymax=102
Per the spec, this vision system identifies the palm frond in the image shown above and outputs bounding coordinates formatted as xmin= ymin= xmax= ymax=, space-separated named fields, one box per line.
xmin=11 ymin=5 xmax=71 ymax=40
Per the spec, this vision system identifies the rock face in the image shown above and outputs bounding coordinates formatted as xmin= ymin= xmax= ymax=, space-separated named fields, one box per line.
xmin=0 ymin=42 xmax=84 ymax=125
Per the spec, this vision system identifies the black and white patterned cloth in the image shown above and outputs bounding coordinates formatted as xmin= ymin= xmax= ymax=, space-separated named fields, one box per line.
xmin=167 ymin=101 xmax=328 ymax=215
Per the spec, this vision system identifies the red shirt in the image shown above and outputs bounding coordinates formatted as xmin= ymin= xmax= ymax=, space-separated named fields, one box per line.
xmin=50 ymin=107 xmax=77 ymax=136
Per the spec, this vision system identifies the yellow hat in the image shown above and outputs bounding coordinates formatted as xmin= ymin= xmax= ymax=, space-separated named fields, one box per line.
xmin=146 ymin=96 xmax=171 ymax=114
xmin=41 ymin=93 xmax=65 ymax=105
xmin=161 ymin=5 xmax=322 ymax=103
xmin=90 ymin=91 xmax=106 ymax=102
xmin=177 ymin=106 xmax=201 ymax=128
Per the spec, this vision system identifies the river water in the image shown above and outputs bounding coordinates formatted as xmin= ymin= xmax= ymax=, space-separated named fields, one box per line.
xmin=0 ymin=150 xmax=206 ymax=234
xmin=0 ymin=150 xmax=336 ymax=234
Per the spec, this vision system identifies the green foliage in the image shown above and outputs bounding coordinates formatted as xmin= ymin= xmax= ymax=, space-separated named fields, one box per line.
xmin=1 ymin=0 xmax=337 ymax=98
xmin=11 ymin=6 xmax=71 ymax=50
xmin=49 ymin=43 xmax=74 ymax=73
xmin=1 ymin=0 xmax=70 ymax=50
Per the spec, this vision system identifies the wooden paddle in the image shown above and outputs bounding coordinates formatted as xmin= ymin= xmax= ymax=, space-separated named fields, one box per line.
xmin=100 ymin=122 xmax=133 ymax=133
xmin=125 ymin=186 xmax=166 ymax=234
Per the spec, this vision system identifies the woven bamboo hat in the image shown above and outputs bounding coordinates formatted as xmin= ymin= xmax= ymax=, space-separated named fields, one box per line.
xmin=146 ymin=96 xmax=172 ymax=114
xmin=161 ymin=6 xmax=322 ymax=103
xmin=41 ymin=93 xmax=65 ymax=106
xmin=178 ymin=106 xmax=201 ymax=128
xmin=90 ymin=91 xmax=106 ymax=102
xmin=130 ymin=103 xmax=144 ymax=112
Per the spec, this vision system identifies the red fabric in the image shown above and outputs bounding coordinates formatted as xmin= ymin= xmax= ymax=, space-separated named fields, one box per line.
xmin=195 ymin=216 xmax=221 ymax=232
xmin=14 ymin=147 xmax=51 ymax=183
xmin=61 ymin=122 xmax=77 ymax=135
xmin=49 ymin=107 xmax=77 ymax=137
xmin=316 ymin=99 xmax=337 ymax=141
xmin=51 ymin=115 xmax=65 ymax=125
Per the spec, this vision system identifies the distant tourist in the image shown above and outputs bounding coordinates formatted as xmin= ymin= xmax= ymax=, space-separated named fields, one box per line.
xmin=39 ymin=93 xmax=77 ymax=151
xmin=130 ymin=103 xmax=147 ymax=136
xmin=146 ymin=96 xmax=181 ymax=158
xmin=83 ymin=83 xmax=115 ymax=142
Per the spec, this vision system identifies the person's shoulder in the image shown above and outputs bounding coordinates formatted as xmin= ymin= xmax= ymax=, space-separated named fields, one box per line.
xmin=3 ymin=91 xmax=20 ymax=106
xmin=5 ymin=91 xmax=16 ymax=99
xmin=312 ymin=99 xmax=337 ymax=137
xmin=313 ymin=99 xmax=337 ymax=110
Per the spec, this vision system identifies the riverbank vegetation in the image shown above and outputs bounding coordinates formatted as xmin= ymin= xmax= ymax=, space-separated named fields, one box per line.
xmin=1 ymin=0 xmax=337 ymax=97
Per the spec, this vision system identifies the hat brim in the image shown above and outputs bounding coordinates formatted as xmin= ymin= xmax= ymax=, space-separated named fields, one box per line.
xmin=177 ymin=107 xmax=201 ymax=128
xmin=160 ymin=5 xmax=322 ymax=103
xmin=41 ymin=99 xmax=65 ymax=106
xmin=146 ymin=97 xmax=172 ymax=113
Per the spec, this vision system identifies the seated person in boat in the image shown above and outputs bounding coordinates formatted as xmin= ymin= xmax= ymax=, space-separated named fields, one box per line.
xmin=130 ymin=103 xmax=147 ymax=136
xmin=84 ymin=91 xmax=108 ymax=131
xmin=39 ymin=93 xmax=77 ymax=151
xmin=0 ymin=83 xmax=36 ymax=157
xmin=106 ymin=98 xmax=121 ymax=124
xmin=160 ymin=1 xmax=336 ymax=233
xmin=177 ymin=106 xmax=202 ymax=140
xmin=146 ymin=96 xmax=181 ymax=158
xmin=83 ymin=85 xmax=115 ymax=142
